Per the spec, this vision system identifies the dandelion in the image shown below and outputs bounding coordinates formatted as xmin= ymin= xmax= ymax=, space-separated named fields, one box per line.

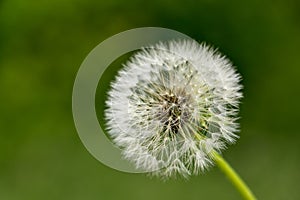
xmin=105 ymin=39 xmax=255 ymax=199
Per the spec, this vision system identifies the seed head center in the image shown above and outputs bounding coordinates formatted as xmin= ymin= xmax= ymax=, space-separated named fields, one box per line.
xmin=160 ymin=92 xmax=183 ymax=134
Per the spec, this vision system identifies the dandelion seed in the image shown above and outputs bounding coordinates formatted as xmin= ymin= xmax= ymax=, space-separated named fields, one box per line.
xmin=105 ymin=39 xmax=242 ymax=178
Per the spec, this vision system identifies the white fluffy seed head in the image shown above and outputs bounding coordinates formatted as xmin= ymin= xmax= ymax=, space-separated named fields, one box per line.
xmin=105 ymin=39 xmax=242 ymax=179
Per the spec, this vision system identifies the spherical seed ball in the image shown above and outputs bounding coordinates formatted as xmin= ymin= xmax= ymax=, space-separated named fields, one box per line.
xmin=105 ymin=39 xmax=242 ymax=178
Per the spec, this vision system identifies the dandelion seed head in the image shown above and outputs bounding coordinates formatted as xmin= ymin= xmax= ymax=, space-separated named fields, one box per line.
xmin=105 ymin=39 xmax=242 ymax=178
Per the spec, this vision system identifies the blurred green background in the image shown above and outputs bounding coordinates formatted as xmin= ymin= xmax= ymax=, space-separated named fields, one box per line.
xmin=1 ymin=0 xmax=300 ymax=199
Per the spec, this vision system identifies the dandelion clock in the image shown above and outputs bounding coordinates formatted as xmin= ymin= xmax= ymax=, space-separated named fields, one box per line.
xmin=105 ymin=39 xmax=256 ymax=200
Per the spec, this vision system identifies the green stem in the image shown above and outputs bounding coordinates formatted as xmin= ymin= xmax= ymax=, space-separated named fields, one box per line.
xmin=212 ymin=151 xmax=257 ymax=200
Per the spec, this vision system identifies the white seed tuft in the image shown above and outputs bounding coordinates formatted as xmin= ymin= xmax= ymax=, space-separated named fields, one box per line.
xmin=105 ymin=40 xmax=242 ymax=179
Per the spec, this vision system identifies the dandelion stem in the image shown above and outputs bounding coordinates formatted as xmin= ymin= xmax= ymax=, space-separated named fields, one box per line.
xmin=212 ymin=151 xmax=257 ymax=200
